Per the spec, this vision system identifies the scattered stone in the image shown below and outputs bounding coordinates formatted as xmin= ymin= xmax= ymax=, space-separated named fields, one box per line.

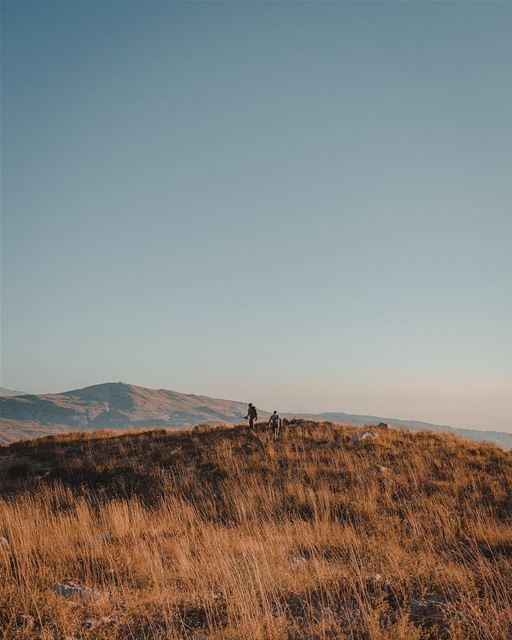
xmin=365 ymin=573 xmax=393 ymax=591
xmin=19 ymin=614 xmax=35 ymax=628
xmin=85 ymin=531 xmax=113 ymax=546
xmin=52 ymin=582 xmax=99 ymax=598
xmin=82 ymin=618 xmax=96 ymax=630
xmin=170 ymin=449 xmax=178 ymax=455
xmin=373 ymin=464 xmax=388 ymax=474
xmin=0 ymin=536 xmax=9 ymax=549
xmin=351 ymin=430 xmax=377 ymax=443
xmin=340 ymin=603 xmax=361 ymax=622
xmin=95 ymin=532 xmax=113 ymax=543
xmin=81 ymin=615 xmax=117 ymax=629
xmin=410 ymin=594 xmax=445 ymax=621
xmin=366 ymin=573 xmax=391 ymax=585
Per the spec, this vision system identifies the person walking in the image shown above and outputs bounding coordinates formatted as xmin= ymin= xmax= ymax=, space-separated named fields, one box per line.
xmin=245 ymin=403 xmax=258 ymax=430
xmin=269 ymin=410 xmax=282 ymax=440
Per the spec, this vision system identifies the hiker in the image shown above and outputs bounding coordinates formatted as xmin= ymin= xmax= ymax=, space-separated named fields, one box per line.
xmin=269 ymin=410 xmax=281 ymax=440
xmin=245 ymin=403 xmax=258 ymax=430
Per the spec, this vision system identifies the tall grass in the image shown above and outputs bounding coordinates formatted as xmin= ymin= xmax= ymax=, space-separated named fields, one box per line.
xmin=1 ymin=421 xmax=511 ymax=639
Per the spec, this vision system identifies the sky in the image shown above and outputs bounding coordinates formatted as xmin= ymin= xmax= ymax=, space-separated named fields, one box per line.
xmin=1 ymin=1 xmax=511 ymax=432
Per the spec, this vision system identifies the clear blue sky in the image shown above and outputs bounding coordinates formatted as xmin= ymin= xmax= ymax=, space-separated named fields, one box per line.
xmin=1 ymin=1 xmax=511 ymax=431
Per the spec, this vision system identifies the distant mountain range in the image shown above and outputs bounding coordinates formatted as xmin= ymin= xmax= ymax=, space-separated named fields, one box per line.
xmin=0 ymin=383 xmax=258 ymax=444
xmin=1 ymin=382 xmax=510 ymax=449
xmin=0 ymin=388 xmax=26 ymax=397
xmin=293 ymin=412 xmax=511 ymax=449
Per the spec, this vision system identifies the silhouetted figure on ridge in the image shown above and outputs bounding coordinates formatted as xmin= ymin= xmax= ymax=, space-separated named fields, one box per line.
xmin=245 ymin=403 xmax=258 ymax=430
xmin=269 ymin=410 xmax=282 ymax=440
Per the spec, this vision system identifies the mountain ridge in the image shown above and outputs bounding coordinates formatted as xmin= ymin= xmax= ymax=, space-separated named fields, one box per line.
xmin=1 ymin=381 xmax=510 ymax=449
xmin=0 ymin=387 xmax=26 ymax=397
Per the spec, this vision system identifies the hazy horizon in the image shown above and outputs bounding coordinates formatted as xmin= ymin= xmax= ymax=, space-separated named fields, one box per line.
xmin=2 ymin=2 xmax=511 ymax=433
xmin=2 ymin=378 xmax=510 ymax=435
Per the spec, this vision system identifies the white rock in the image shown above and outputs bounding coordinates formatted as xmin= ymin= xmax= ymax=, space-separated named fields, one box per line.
xmin=373 ymin=465 xmax=388 ymax=473
xmin=82 ymin=616 xmax=117 ymax=629
xmin=52 ymin=583 xmax=98 ymax=598
xmin=82 ymin=619 xmax=96 ymax=630
xmin=95 ymin=532 xmax=113 ymax=543
xmin=0 ymin=536 xmax=9 ymax=549
xmin=366 ymin=573 xmax=392 ymax=587
xmin=351 ymin=430 xmax=377 ymax=443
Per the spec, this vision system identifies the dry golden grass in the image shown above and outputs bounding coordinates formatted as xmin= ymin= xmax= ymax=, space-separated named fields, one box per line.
xmin=0 ymin=420 xmax=511 ymax=639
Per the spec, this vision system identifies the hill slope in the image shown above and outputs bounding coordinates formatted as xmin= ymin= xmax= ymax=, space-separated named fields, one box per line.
xmin=0 ymin=421 xmax=511 ymax=639
xmin=0 ymin=382 xmax=266 ymax=444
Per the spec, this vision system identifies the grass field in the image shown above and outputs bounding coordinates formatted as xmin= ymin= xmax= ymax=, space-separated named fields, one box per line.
xmin=1 ymin=420 xmax=511 ymax=639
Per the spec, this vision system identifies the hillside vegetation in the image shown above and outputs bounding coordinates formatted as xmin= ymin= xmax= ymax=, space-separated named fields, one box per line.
xmin=1 ymin=420 xmax=511 ymax=639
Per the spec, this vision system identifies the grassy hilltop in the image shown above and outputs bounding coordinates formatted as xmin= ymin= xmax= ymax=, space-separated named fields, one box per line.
xmin=1 ymin=420 xmax=511 ymax=640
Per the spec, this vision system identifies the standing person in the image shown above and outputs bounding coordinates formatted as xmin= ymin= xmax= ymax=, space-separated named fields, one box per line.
xmin=269 ymin=410 xmax=281 ymax=440
xmin=245 ymin=403 xmax=258 ymax=430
